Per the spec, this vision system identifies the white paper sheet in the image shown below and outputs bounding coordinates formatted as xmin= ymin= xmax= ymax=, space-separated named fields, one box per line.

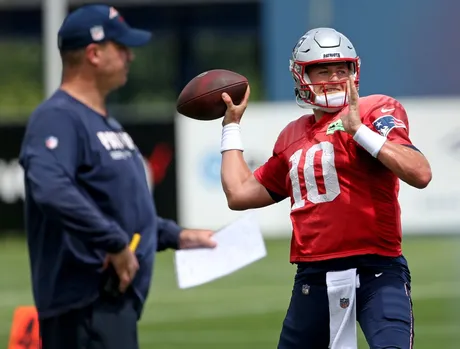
xmin=174 ymin=213 xmax=267 ymax=289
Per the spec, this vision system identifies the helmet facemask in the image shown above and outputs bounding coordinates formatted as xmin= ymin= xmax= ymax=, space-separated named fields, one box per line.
xmin=291 ymin=58 xmax=360 ymax=113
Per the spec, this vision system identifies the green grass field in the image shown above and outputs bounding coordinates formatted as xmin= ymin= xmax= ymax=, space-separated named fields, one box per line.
xmin=0 ymin=235 xmax=459 ymax=348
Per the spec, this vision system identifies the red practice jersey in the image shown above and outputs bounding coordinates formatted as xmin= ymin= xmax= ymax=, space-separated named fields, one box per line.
xmin=254 ymin=95 xmax=414 ymax=263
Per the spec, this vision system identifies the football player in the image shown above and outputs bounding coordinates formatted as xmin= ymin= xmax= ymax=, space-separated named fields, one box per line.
xmin=219 ymin=27 xmax=432 ymax=349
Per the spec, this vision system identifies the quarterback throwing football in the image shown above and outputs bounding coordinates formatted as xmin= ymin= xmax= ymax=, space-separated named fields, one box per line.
xmin=219 ymin=27 xmax=432 ymax=349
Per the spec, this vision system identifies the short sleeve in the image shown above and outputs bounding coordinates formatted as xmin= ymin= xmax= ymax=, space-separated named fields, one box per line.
xmin=363 ymin=99 xmax=413 ymax=146
xmin=253 ymin=151 xmax=289 ymax=199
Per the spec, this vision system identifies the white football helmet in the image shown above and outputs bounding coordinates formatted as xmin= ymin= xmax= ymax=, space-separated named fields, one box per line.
xmin=289 ymin=27 xmax=361 ymax=113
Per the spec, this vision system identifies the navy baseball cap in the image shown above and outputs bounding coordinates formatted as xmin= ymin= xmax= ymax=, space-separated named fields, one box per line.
xmin=58 ymin=4 xmax=152 ymax=51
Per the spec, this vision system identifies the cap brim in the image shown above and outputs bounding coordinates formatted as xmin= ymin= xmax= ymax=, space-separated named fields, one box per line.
xmin=115 ymin=28 xmax=152 ymax=47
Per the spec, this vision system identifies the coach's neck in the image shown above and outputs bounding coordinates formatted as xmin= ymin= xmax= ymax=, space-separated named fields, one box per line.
xmin=60 ymin=67 xmax=109 ymax=117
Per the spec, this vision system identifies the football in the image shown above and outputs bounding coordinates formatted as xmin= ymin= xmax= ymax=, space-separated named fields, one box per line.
xmin=176 ymin=69 xmax=248 ymax=121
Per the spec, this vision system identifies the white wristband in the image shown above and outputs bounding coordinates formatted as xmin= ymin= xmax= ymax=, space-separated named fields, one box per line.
xmin=353 ymin=124 xmax=386 ymax=158
xmin=220 ymin=123 xmax=244 ymax=153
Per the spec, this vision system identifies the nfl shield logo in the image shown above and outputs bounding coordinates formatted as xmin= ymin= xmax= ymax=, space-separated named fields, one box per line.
xmin=90 ymin=26 xmax=105 ymax=41
xmin=339 ymin=298 xmax=350 ymax=309
xmin=45 ymin=136 xmax=58 ymax=149
xmin=301 ymin=284 xmax=310 ymax=295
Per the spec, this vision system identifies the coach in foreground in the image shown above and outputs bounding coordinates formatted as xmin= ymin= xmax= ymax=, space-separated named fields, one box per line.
xmin=19 ymin=4 xmax=215 ymax=349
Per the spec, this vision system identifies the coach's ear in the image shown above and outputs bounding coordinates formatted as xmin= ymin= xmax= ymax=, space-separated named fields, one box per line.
xmin=86 ymin=42 xmax=105 ymax=67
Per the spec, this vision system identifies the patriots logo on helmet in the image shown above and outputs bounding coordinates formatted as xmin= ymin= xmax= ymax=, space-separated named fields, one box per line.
xmin=373 ymin=115 xmax=406 ymax=137
xmin=292 ymin=34 xmax=308 ymax=56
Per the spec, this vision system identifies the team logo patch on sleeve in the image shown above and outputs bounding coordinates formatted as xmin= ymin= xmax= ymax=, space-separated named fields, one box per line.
xmin=45 ymin=136 xmax=58 ymax=149
xmin=372 ymin=115 xmax=406 ymax=137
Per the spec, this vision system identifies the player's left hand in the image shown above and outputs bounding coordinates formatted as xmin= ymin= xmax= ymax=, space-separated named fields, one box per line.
xmin=341 ymin=75 xmax=362 ymax=136
xmin=179 ymin=229 xmax=217 ymax=249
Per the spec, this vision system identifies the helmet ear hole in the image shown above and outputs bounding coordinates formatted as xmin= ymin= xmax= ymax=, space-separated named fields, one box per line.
xmin=347 ymin=62 xmax=358 ymax=76
xmin=347 ymin=62 xmax=354 ymax=73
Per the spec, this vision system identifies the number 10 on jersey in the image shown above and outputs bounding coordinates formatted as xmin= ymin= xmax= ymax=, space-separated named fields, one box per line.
xmin=289 ymin=141 xmax=340 ymax=209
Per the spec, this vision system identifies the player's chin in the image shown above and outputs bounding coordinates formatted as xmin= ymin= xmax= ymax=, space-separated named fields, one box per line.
xmin=325 ymin=89 xmax=343 ymax=94
xmin=315 ymin=91 xmax=343 ymax=98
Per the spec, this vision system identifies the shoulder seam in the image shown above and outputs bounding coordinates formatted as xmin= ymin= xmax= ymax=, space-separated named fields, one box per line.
xmin=363 ymin=96 xmax=402 ymax=121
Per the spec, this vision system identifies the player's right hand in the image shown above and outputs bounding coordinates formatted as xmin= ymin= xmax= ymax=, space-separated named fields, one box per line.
xmin=221 ymin=84 xmax=251 ymax=126
xmin=107 ymin=246 xmax=139 ymax=293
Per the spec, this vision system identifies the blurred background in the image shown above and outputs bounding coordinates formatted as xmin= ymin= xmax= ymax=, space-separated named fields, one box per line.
xmin=1 ymin=0 xmax=460 ymax=348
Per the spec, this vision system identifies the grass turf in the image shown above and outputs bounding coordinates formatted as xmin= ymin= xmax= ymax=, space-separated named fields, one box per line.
xmin=0 ymin=235 xmax=459 ymax=348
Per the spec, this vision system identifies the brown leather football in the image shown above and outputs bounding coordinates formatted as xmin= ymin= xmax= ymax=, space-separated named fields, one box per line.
xmin=176 ymin=69 xmax=248 ymax=121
